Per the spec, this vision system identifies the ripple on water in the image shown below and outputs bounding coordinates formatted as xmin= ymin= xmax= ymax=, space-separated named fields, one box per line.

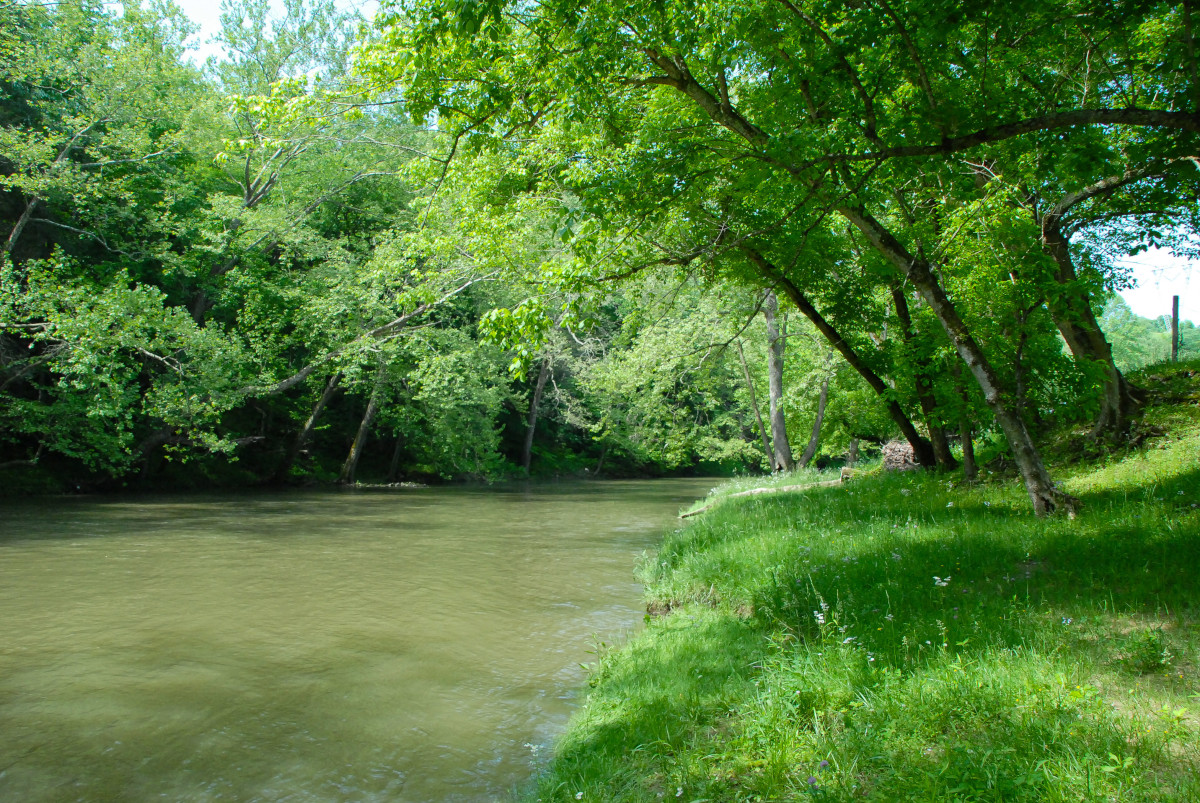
xmin=0 ymin=479 xmax=714 ymax=801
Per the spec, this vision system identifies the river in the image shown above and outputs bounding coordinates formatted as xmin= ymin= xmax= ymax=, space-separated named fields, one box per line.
xmin=0 ymin=478 xmax=714 ymax=802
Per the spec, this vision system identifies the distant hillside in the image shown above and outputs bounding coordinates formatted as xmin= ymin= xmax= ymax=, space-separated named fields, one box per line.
xmin=1104 ymin=295 xmax=1199 ymax=371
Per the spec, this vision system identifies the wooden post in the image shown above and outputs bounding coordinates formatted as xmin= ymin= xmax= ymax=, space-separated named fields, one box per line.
xmin=1172 ymin=296 xmax=1180 ymax=362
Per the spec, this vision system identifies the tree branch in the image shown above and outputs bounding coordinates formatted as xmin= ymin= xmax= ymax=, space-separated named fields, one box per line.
xmin=793 ymin=109 xmax=1200 ymax=173
xmin=250 ymin=273 xmax=493 ymax=396
xmin=776 ymin=0 xmax=879 ymax=140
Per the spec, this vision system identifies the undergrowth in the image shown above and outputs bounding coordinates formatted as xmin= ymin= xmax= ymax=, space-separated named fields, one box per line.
xmin=525 ymin=359 xmax=1200 ymax=802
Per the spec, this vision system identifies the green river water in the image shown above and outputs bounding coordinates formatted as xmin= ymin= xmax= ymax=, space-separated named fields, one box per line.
xmin=0 ymin=478 xmax=716 ymax=802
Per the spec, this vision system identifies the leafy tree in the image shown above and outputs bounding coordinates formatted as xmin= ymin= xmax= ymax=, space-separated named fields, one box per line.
xmin=362 ymin=0 xmax=1199 ymax=513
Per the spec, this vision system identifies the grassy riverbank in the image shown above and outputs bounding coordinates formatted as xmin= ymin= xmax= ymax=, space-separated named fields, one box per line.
xmin=528 ymin=360 xmax=1200 ymax=802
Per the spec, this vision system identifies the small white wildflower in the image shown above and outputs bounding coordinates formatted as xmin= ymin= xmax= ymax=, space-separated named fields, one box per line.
xmin=676 ymin=787 xmax=684 ymax=797
xmin=884 ymin=613 xmax=894 ymax=621
xmin=946 ymin=502 xmax=954 ymax=508
xmin=813 ymin=611 xmax=826 ymax=625
xmin=899 ymin=488 xmax=911 ymax=496
xmin=983 ymin=501 xmax=991 ymax=507
xmin=934 ymin=576 xmax=952 ymax=587
xmin=576 ymin=794 xmax=584 ymax=800
xmin=843 ymin=636 xmax=856 ymax=644
xmin=891 ymin=551 xmax=902 ymax=561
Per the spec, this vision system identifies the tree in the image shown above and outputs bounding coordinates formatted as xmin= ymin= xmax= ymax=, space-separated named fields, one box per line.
xmin=761 ymin=291 xmax=793 ymax=471
xmin=365 ymin=0 xmax=1198 ymax=512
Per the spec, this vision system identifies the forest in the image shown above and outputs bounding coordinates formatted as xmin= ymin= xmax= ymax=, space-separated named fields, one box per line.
xmin=1 ymin=0 xmax=1197 ymax=514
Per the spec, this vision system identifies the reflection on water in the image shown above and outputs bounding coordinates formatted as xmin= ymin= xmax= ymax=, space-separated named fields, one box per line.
xmin=0 ymin=479 xmax=714 ymax=802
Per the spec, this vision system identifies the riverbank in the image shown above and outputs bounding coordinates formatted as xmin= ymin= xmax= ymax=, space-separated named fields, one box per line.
xmin=526 ymin=360 xmax=1200 ymax=802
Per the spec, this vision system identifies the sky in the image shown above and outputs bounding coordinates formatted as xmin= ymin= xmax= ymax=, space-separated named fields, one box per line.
xmin=163 ymin=0 xmax=1198 ymax=325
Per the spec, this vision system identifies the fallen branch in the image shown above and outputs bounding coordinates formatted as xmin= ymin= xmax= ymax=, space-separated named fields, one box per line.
xmin=680 ymin=476 xmax=846 ymax=519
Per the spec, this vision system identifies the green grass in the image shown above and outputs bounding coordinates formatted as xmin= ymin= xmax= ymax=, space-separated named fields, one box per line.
xmin=525 ymin=360 xmax=1200 ymax=802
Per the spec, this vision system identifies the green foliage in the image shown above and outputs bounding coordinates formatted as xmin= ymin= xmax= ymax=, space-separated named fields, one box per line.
xmin=1104 ymin=295 xmax=1200 ymax=371
xmin=408 ymin=332 xmax=512 ymax=478
xmin=4 ymin=0 xmax=1196 ymax=490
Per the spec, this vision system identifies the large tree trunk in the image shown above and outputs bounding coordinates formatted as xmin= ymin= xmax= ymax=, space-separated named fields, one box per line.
xmin=762 ymin=292 xmax=794 ymax=471
xmin=842 ymin=206 xmax=1073 ymax=516
xmin=737 ymin=339 xmax=774 ymax=465
xmin=742 ymin=247 xmax=937 ymax=468
xmin=798 ymin=373 xmax=829 ymax=468
xmin=1041 ymin=224 xmax=1139 ymax=437
xmin=339 ymin=381 xmax=382 ymax=485
xmin=891 ymin=284 xmax=958 ymax=470
xmin=275 ymin=372 xmax=341 ymax=483
xmin=521 ymin=357 xmax=551 ymax=474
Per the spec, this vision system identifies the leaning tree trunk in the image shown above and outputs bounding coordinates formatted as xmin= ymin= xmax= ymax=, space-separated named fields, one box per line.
xmin=737 ymin=339 xmax=774 ymax=465
xmin=891 ymin=284 xmax=958 ymax=470
xmin=763 ymin=292 xmax=794 ymax=471
xmin=1041 ymin=224 xmax=1140 ymax=437
xmin=742 ymin=247 xmax=937 ymax=468
xmin=798 ymin=373 xmax=829 ymax=468
xmin=843 ymin=206 xmax=1073 ymax=516
xmin=521 ymin=357 xmax=552 ymax=474
xmin=339 ymin=381 xmax=382 ymax=485
xmin=275 ymin=372 xmax=341 ymax=483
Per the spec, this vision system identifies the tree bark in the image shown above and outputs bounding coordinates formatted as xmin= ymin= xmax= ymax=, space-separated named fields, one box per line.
xmin=847 ymin=438 xmax=859 ymax=465
xmin=798 ymin=373 xmax=829 ymax=468
xmin=387 ymin=435 xmax=404 ymax=482
xmin=736 ymin=338 xmax=773 ymax=465
xmin=4 ymin=198 xmax=40 ymax=255
xmin=763 ymin=291 xmax=793 ymax=471
xmin=339 ymin=380 xmax=382 ymax=485
xmin=1040 ymin=223 xmax=1138 ymax=436
xmin=521 ymin=356 xmax=551 ymax=474
xmin=841 ymin=205 xmax=1073 ymax=515
xmin=594 ymin=439 xmax=609 ymax=475
xmin=959 ymin=419 xmax=978 ymax=482
xmin=275 ymin=372 xmax=341 ymax=482
xmin=741 ymin=247 xmax=937 ymax=468
xmin=951 ymin=364 xmax=979 ymax=483
xmin=891 ymin=284 xmax=958 ymax=470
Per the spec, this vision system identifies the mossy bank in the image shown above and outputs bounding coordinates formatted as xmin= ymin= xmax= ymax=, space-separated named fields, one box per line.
xmin=526 ymin=360 xmax=1200 ymax=802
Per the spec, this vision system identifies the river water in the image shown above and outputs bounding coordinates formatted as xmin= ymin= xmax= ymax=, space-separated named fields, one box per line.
xmin=0 ymin=479 xmax=714 ymax=802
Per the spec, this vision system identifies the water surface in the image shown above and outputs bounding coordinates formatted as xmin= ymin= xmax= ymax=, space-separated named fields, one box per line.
xmin=0 ymin=479 xmax=714 ymax=801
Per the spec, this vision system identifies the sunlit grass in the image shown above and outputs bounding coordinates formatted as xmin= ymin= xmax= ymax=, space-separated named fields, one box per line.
xmin=526 ymin=363 xmax=1200 ymax=802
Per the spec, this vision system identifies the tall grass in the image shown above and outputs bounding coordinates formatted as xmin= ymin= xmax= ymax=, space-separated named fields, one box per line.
xmin=526 ymin=361 xmax=1200 ymax=802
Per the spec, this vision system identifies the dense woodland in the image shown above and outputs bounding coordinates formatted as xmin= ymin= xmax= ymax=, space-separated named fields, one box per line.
xmin=1 ymin=0 xmax=1197 ymax=510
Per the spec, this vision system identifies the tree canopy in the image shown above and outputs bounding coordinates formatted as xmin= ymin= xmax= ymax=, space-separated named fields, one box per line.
xmin=1 ymin=0 xmax=1196 ymax=513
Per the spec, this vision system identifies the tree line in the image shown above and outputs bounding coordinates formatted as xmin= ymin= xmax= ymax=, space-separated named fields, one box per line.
xmin=1 ymin=0 xmax=1196 ymax=512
